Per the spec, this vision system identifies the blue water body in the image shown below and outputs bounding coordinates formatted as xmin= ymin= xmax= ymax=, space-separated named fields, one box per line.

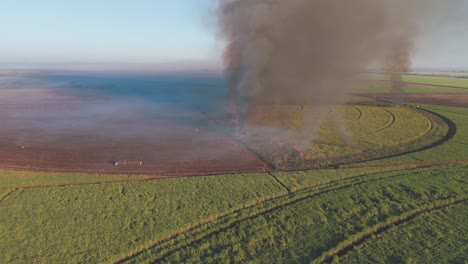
xmin=2 ymin=71 xmax=229 ymax=113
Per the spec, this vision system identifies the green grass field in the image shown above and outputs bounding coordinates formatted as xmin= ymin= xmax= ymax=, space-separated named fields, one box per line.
xmin=372 ymin=74 xmax=468 ymax=89
xmin=0 ymin=75 xmax=467 ymax=263
xmin=125 ymin=165 xmax=467 ymax=264
xmin=338 ymin=202 xmax=468 ymax=264
xmin=353 ymin=74 xmax=468 ymax=94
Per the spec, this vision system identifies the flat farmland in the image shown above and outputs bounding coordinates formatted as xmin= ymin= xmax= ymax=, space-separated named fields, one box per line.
xmin=0 ymin=74 xmax=467 ymax=263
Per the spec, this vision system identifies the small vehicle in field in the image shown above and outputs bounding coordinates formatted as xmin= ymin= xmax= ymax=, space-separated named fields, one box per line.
xmin=112 ymin=160 xmax=143 ymax=166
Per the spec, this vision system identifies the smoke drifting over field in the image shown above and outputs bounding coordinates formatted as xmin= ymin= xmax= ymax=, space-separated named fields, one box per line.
xmin=218 ymin=0 xmax=462 ymax=145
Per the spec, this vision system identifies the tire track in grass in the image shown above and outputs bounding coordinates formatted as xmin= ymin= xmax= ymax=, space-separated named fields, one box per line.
xmin=374 ymin=107 xmax=396 ymax=132
xmin=312 ymin=197 xmax=468 ymax=264
xmin=0 ymin=188 xmax=17 ymax=202
xmin=348 ymin=106 xmax=363 ymax=123
xmin=115 ymin=167 xmax=431 ymax=264
xmin=267 ymin=172 xmax=291 ymax=193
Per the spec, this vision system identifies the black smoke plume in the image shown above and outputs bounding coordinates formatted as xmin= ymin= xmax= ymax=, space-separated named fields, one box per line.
xmin=217 ymin=0 xmax=462 ymax=145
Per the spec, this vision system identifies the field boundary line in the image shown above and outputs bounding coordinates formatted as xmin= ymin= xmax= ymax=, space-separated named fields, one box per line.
xmin=312 ymin=197 xmax=468 ymax=264
xmin=113 ymin=167 xmax=432 ymax=263
xmin=268 ymin=172 xmax=291 ymax=193
xmin=0 ymin=176 xmax=157 ymax=190
xmin=0 ymin=188 xmax=17 ymax=202
xmin=344 ymin=160 xmax=468 ymax=169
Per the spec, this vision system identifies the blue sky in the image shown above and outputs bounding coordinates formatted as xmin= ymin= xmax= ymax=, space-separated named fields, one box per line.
xmin=1 ymin=0 xmax=467 ymax=71
xmin=0 ymin=0 xmax=220 ymax=70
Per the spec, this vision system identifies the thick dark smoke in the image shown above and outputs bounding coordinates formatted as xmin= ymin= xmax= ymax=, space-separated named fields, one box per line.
xmin=218 ymin=0 xmax=462 ymax=145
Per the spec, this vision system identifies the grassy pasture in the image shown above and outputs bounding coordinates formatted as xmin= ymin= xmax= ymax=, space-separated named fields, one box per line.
xmin=0 ymin=173 xmax=285 ymax=263
xmin=127 ymin=165 xmax=467 ymax=264
xmin=338 ymin=202 xmax=468 ymax=264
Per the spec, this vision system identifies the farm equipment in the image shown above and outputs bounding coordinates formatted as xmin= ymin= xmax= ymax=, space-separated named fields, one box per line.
xmin=113 ymin=160 xmax=143 ymax=166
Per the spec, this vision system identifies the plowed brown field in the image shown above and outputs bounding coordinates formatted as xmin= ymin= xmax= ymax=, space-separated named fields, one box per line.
xmin=0 ymin=89 xmax=269 ymax=176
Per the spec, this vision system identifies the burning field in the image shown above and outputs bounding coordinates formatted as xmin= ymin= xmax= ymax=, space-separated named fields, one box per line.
xmin=0 ymin=74 xmax=269 ymax=176
xmin=237 ymin=100 xmax=450 ymax=170
xmin=0 ymin=74 xmax=451 ymax=175
xmin=1 ymin=0 xmax=465 ymax=176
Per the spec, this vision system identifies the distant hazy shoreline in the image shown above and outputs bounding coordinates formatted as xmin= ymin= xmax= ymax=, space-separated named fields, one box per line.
xmin=0 ymin=70 xmax=41 ymax=76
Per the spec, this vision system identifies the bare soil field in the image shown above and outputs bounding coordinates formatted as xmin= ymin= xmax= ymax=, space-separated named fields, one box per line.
xmin=0 ymin=90 xmax=268 ymax=176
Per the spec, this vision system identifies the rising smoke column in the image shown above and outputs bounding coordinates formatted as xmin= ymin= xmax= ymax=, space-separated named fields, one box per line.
xmin=217 ymin=0 xmax=462 ymax=145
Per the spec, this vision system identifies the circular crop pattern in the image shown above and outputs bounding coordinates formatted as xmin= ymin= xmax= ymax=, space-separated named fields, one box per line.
xmin=241 ymin=102 xmax=450 ymax=170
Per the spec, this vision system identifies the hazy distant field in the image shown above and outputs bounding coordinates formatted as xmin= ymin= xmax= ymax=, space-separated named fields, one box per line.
xmin=351 ymin=73 xmax=468 ymax=95
xmin=0 ymin=75 xmax=467 ymax=263
xmin=369 ymin=73 xmax=468 ymax=88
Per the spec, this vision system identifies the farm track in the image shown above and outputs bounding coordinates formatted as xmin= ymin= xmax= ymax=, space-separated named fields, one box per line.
xmin=114 ymin=167 xmax=436 ymax=264
xmin=313 ymin=197 xmax=468 ymax=264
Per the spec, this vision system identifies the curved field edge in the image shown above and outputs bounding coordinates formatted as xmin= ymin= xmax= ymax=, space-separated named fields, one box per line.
xmin=254 ymin=105 xmax=451 ymax=171
xmin=336 ymin=202 xmax=468 ymax=264
xmin=118 ymin=164 xmax=467 ymax=264
xmin=352 ymin=105 xmax=468 ymax=166
xmin=0 ymin=188 xmax=17 ymax=202
xmin=327 ymin=106 xmax=451 ymax=166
